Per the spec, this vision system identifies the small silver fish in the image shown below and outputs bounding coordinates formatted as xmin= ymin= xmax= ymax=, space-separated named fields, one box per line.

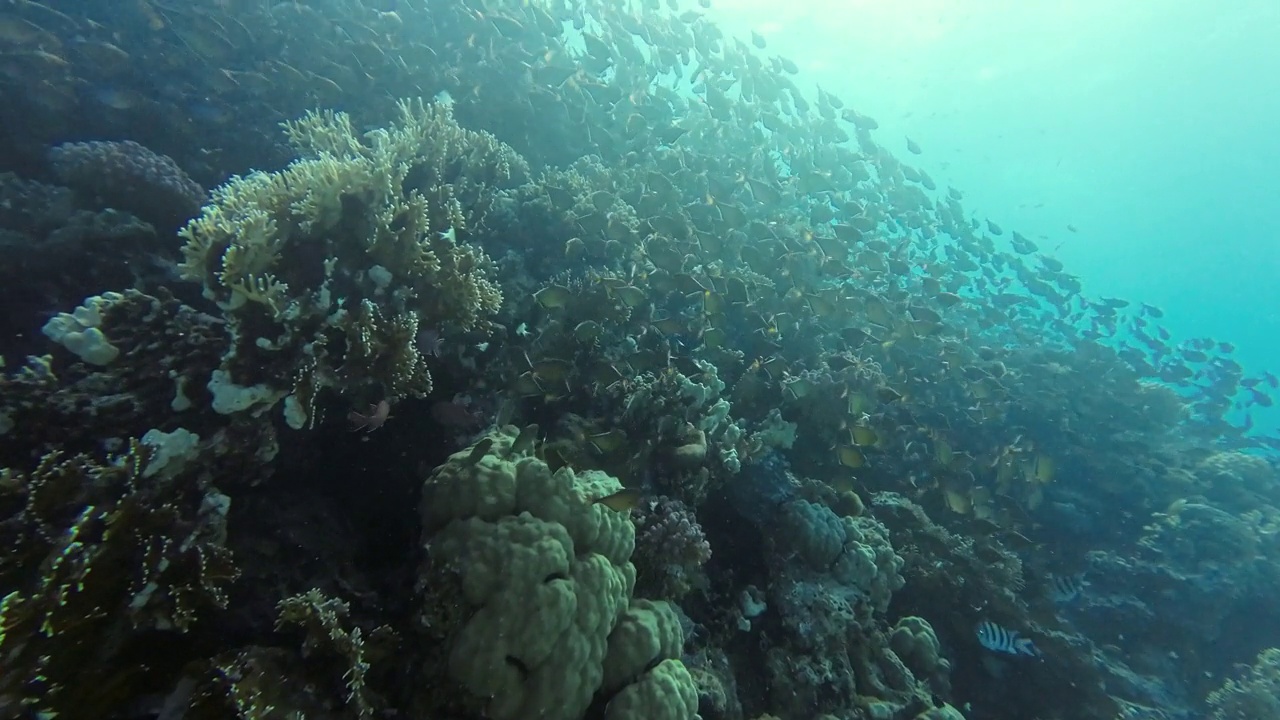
xmin=976 ymin=620 xmax=1039 ymax=657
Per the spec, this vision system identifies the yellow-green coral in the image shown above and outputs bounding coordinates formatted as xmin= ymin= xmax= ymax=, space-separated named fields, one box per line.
xmin=417 ymin=428 xmax=698 ymax=720
xmin=177 ymin=99 xmax=523 ymax=420
xmin=0 ymin=441 xmax=237 ymax=716
xmin=602 ymin=599 xmax=686 ymax=693
xmin=889 ymin=616 xmax=944 ymax=676
xmin=179 ymin=99 xmax=519 ymax=322
xmin=601 ymin=601 xmax=698 ymax=720
xmin=419 ymin=427 xmax=635 ymax=720
xmin=604 ymin=658 xmax=699 ymax=720
xmin=276 ymin=589 xmax=393 ymax=718
xmin=1207 ymin=647 xmax=1280 ymax=719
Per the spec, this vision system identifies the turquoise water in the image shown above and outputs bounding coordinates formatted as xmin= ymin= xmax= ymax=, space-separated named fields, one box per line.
xmin=707 ymin=0 xmax=1280 ymax=434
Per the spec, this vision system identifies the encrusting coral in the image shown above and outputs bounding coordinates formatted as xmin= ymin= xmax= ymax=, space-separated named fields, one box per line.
xmin=178 ymin=99 xmax=526 ymax=426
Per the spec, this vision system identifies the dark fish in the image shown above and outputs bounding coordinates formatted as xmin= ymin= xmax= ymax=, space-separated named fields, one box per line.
xmin=906 ymin=137 xmax=921 ymax=154
xmin=467 ymin=437 xmax=494 ymax=464
xmin=594 ymin=488 xmax=641 ymax=512
xmin=512 ymin=423 xmax=540 ymax=454
xmin=416 ymin=327 xmax=443 ymax=356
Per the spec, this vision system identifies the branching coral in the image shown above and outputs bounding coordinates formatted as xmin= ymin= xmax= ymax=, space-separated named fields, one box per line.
xmin=0 ymin=440 xmax=237 ymax=716
xmin=178 ymin=99 xmax=526 ymax=426
xmin=275 ymin=588 xmax=395 ymax=718
xmin=632 ymin=495 xmax=712 ymax=600
xmin=1206 ymin=647 xmax=1280 ymax=719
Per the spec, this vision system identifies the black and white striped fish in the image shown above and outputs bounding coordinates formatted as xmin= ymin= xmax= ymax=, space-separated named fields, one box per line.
xmin=976 ymin=620 xmax=1039 ymax=657
xmin=1048 ymin=573 xmax=1087 ymax=603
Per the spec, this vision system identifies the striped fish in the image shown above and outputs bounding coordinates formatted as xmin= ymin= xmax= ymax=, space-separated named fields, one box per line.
xmin=1048 ymin=573 xmax=1087 ymax=603
xmin=976 ymin=620 xmax=1039 ymax=657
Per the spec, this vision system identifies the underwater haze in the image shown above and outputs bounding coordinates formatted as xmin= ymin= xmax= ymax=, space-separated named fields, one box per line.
xmin=4 ymin=1 xmax=1280 ymax=719
xmin=709 ymin=0 xmax=1280 ymax=432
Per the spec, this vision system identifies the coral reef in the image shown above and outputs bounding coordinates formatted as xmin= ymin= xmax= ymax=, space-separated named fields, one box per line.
xmin=1196 ymin=450 xmax=1279 ymax=512
xmin=178 ymin=99 xmax=522 ymax=426
xmin=414 ymin=427 xmax=698 ymax=720
xmin=890 ymin=616 xmax=953 ymax=698
xmin=49 ymin=139 xmax=206 ymax=230
xmin=0 ymin=2 xmax=1276 ymax=720
xmin=761 ymin=497 xmax=914 ymax=719
xmin=0 ymin=289 xmax=272 ymax=481
xmin=632 ymin=495 xmax=713 ymax=600
xmin=1206 ymin=647 xmax=1280 ymax=719
xmin=0 ymin=439 xmax=237 ymax=716
xmin=0 ymin=173 xmax=166 ymax=360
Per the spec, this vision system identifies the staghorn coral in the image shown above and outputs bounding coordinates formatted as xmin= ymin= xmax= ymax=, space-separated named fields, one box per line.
xmin=49 ymin=139 xmax=206 ymax=230
xmin=178 ymin=99 xmax=524 ymax=426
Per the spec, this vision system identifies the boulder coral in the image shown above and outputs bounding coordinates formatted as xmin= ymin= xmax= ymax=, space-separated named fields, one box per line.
xmin=415 ymin=427 xmax=698 ymax=720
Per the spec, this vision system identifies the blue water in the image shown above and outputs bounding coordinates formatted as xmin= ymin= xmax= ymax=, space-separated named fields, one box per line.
xmin=706 ymin=0 xmax=1280 ymax=434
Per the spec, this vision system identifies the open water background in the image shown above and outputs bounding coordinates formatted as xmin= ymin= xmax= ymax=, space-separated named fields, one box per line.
xmin=707 ymin=0 xmax=1280 ymax=434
